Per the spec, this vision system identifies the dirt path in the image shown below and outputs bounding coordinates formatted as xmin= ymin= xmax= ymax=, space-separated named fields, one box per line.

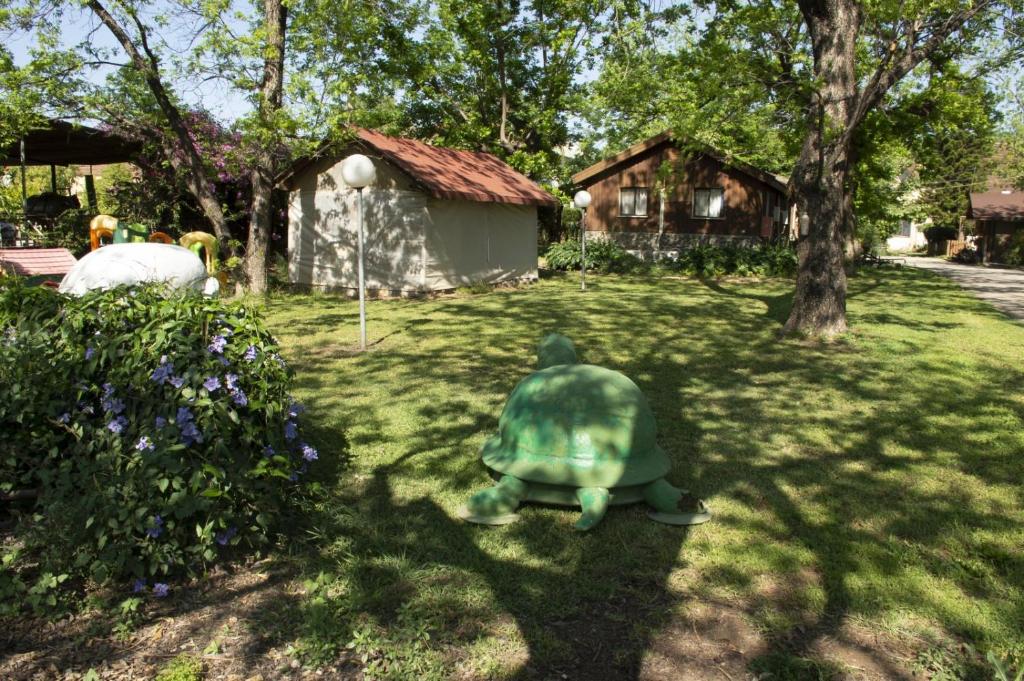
xmin=903 ymin=257 xmax=1024 ymax=321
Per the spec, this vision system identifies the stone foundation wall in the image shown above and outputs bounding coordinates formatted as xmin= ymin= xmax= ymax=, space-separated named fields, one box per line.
xmin=586 ymin=230 xmax=760 ymax=260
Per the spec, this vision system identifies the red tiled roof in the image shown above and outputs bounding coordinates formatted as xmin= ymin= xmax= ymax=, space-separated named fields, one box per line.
xmin=969 ymin=189 xmax=1024 ymax=221
xmin=571 ymin=131 xmax=789 ymax=194
xmin=281 ymin=128 xmax=558 ymax=207
xmin=0 ymin=248 xmax=77 ymax=276
xmin=354 ymin=129 xmax=556 ymax=207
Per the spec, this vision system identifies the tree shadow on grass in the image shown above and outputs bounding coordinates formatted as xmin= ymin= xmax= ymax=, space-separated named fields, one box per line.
xmin=262 ymin=270 xmax=1024 ymax=679
xmin=13 ymin=270 xmax=1019 ymax=679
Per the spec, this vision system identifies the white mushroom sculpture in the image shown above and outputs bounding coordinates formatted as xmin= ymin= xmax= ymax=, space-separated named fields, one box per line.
xmin=59 ymin=243 xmax=220 ymax=297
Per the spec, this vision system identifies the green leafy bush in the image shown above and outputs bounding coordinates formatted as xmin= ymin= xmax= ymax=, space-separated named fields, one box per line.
xmin=1004 ymin=230 xmax=1024 ymax=266
xmin=668 ymin=243 xmax=798 ymax=277
xmin=924 ymin=225 xmax=959 ymax=243
xmin=544 ymin=238 xmax=644 ymax=273
xmin=0 ymin=278 xmax=320 ymax=608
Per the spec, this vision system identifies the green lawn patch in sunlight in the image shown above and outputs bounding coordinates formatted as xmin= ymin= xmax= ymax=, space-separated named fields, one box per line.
xmin=260 ymin=268 xmax=1024 ymax=679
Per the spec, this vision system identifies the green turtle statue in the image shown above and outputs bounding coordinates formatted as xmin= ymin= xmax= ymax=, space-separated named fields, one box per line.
xmin=459 ymin=334 xmax=711 ymax=530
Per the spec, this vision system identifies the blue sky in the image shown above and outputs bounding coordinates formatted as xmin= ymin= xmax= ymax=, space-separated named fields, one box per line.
xmin=7 ymin=3 xmax=253 ymax=121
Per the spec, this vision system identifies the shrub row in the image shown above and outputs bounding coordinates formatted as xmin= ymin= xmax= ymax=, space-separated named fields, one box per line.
xmin=543 ymin=239 xmax=798 ymax=278
xmin=544 ymin=238 xmax=642 ymax=273
xmin=0 ymin=278 xmax=319 ymax=610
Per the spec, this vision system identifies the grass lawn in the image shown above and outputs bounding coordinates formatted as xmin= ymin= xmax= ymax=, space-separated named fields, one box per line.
xmin=6 ymin=267 xmax=1022 ymax=680
xmin=253 ymin=268 xmax=1024 ymax=679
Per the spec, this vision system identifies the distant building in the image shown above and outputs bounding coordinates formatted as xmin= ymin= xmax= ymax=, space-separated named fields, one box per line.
xmin=571 ymin=132 xmax=794 ymax=259
xmin=968 ymin=188 xmax=1024 ymax=263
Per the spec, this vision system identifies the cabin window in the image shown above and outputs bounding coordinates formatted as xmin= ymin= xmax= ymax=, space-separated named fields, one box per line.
xmin=899 ymin=220 xmax=912 ymax=237
xmin=619 ymin=187 xmax=649 ymax=217
xmin=693 ymin=188 xmax=724 ymax=218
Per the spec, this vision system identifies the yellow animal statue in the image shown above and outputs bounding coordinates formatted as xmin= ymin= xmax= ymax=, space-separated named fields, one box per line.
xmin=89 ymin=215 xmax=117 ymax=251
xmin=179 ymin=231 xmax=220 ymax=275
xmin=148 ymin=231 xmax=174 ymax=244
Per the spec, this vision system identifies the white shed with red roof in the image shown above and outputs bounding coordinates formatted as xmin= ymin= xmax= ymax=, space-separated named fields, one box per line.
xmin=279 ymin=129 xmax=557 ymax=293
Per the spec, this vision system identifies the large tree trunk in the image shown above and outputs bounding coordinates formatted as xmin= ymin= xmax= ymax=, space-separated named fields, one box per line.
xmin=243 ymin=0 xmax=287 ymax=295
xmin=86 ymin=0 xmax=230 ymax=246
xmin=783 ymin=0 xmax=860 ymax=337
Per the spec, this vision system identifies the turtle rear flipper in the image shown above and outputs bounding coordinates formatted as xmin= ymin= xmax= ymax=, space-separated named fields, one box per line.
xmin=643 ymin=478 xmax=712 ymax=526
xmin=458 ymin=475 xmax=526 ymax=525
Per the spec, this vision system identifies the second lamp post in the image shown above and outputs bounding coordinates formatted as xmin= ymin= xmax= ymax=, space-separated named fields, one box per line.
xmin=573 ymin=190 xmax=592 ymax=291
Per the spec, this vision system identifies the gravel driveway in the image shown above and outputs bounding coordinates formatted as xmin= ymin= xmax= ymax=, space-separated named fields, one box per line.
xmin=902 ymin=257 xmax=1024 ymax=321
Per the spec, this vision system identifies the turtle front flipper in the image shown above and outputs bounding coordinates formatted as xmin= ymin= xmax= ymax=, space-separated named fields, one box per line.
xmin=643 ymin=478 xmax=712 ymax=526
xmin=574 ymin=487 xmax=610 ymax=531
xmin=459 ymin=475 xmax=527 ymax=525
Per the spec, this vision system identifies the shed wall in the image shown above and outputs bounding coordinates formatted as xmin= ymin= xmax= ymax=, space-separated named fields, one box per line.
xmin=288 ymin=159 xmax=427 ymax=291
xmin=424 ymin=200 xmax=538 ymax=290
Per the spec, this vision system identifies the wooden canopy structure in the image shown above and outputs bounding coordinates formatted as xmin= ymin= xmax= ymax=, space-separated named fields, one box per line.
xmin=2 ymin=120 xmax=140 ymax=167
xmin=2 ymin=120 xmax=140 ymax=215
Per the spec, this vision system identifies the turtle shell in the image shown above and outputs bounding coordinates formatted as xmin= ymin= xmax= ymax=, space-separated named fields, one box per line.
xmin=481 ymin=364 xmax=670 ymax=488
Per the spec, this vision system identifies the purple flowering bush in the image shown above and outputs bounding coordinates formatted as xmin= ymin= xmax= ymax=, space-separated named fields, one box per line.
xmin=0 ymin=279 xmax=319 ymax=609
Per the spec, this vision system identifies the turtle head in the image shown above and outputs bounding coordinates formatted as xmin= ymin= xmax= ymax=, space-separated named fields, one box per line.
xmin=537 ymin=333 xmax=578 ymax=369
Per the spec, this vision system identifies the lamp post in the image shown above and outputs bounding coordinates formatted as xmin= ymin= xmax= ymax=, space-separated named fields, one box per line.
xmin=341 ymin=154 xmax=377 ymax=350
xmin=573 ymin=190 xmax=592 ymax=291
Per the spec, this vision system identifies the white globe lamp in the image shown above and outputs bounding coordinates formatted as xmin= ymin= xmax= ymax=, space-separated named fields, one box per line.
xmin=573 ymin=190 xmax=592 ymax=209
xmin=341 ymin=153 xmax=376 ymax=189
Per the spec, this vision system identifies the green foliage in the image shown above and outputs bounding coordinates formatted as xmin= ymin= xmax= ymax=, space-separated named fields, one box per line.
xmin=0 ymin=165 xmax=77 ymax=217
xmin=924 ymin=225 xmax=959 ymax=243
xmin=544 ymin=238 xmax=643 ymax=274
xmin=1004 ymin=230 xmax=1024 ymax=267
xmin=0 ymin=278 xmax=321 ymax=608
xmin=668 ymin=243 xmax=798 ymax=278
xmin=154 ymin=653 xmax=205 ymax=681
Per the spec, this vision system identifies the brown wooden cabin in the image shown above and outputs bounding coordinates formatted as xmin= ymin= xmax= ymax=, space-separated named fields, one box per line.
xmin=571 ymin=132 xmax=795 ymax=258
xmin=968 ymin=189 xmax=1024 ymax=263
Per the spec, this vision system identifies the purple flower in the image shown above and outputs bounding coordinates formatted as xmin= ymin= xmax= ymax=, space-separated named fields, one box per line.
xmin=85 ymin=346 xmax=95 ymax=360
xmin=169 ymin=376 xmax=186 ymax=389
xmin=152 ymin=583 xmax=169 ymax=598
xmin=102 ymin=396 xmax=125 ymax=414
xmin=151 ymin=362 xmax=175 ymax=384
xmin=301 ymin=444 xmax=319 ymax=462
xmin=181 ymin=421 xmax=203 ymax=446
xmin=288 ymin=401 xmax=305 ymax=418
xmin=146 ymin=515 xmax=163 ymax=538
xmin=225 ymin=373 xmax=239 ymax=390
xmin=155 ymin=416 xmax=167 ymax=429
xmin=231 ymin=389 xmax=248 ymax=407
xmin=262 ymin=445 xmax=274 ymax=458
xmin=57 ymin=412 xmax=71 ymax=424
xmin=207 ymin=335 xmax=228 ymax=354
xmin=243 ymin=345 xmax=257 ymax=361
xmin=107 ymin=415 xmax=129 ymax=434
xmin=203 ymin=376 xmax=221 ymax=392
xmin=284 ymin=421 xmax=298 ymax=441
xmin=132 ymin=578 xmax=146 ymax=593
xmin=217 ymin=355 xmax=230 ymax=366
xmin=102 ymin=383 xmax=115 ymax=397
xmin=215 ymin=526 xmax=237 ymax=546
xmin=289 ymin=471 xmax=299 ymax=482
xmin=135 ymin=436 xmax=154 ymax=452
xmin=176 ymin=406 xmax=193 ymax=423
